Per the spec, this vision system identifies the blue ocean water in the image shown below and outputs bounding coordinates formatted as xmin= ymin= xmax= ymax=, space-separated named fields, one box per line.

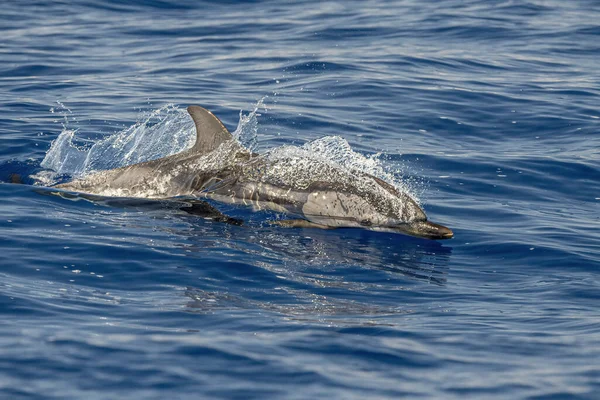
xmin=1 ymin=0 xmax=599 ymax=398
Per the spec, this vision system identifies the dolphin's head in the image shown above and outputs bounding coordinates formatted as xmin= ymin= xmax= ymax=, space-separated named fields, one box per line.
xmin=371 ymin=219 xmax=454 ymax=240
xmin=369 ymin=176 xmax=453 ymax=240
xmin=301 ymin=176 xmax=453 ymax=240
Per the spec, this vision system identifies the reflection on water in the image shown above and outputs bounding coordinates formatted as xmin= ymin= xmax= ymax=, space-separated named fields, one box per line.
xmin=184 ymin=287 xmax=408 ymax=327
xmin=28 ymin=185 xmax=452 ymax=324
xmin=179 ymin=221 xmax=451 ymax=324
xmin=173 ymin=203 xmax=452 ymax=282
xmin=33 ymin=185 xmax=451 ymax=284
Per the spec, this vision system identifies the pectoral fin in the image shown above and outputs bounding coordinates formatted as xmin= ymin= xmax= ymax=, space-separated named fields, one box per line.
xmin=181 ymin=200 xmax=243 ymax=226
xmin=270 ymin=219 xmax=335 ymax=229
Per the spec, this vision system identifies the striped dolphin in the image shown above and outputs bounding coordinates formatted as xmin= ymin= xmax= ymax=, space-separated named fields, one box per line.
xmin=54 ymin=106 xmax=453 ymax=240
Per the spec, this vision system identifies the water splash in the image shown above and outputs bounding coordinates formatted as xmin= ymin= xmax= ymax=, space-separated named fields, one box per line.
xmin=262 ymin=136 xmax=420 ymax=204
xmin=302 ymin=136 xmax=418 ymax=203
xmin=39 ymin=100 xmax=269 ymax=180
xmin=41 ymin=104 xmax=196 ymax=177
xmin=231 ymin=97 xmax=266 ymax=152
xmin=37 ymin=99 xmax=419 ymax=204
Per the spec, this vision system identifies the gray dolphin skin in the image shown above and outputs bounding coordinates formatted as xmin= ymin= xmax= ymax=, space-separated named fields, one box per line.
xmin=55 ymin=105 xmax=453 ymax=240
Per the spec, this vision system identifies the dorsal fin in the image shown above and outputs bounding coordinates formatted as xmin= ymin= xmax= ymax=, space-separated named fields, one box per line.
xmin=187 ymin=105 xmax=232 ymax=155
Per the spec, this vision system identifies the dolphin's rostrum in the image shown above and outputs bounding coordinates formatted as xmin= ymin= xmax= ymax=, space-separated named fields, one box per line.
xmin=55 ymin=106 xmax=453 ymax=240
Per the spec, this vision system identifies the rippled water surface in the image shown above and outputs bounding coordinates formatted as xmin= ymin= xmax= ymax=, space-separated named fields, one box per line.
xmin=1 ymin=1 xmax=599 ymax=399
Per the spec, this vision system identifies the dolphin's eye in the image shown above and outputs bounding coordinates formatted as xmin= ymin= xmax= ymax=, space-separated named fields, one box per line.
xmin=360 ymin=219 xmax=372 ymax=226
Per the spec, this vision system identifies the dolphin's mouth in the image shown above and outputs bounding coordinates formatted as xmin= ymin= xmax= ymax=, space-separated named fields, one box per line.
xmin=378 ymin=220 xmax=454 ymax=240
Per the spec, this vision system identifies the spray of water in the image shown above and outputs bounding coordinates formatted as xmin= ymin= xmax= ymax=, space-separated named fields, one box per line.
xmin=40 ymin=104 xmax=195 ymax=177
xmin=36 ymin=99 xmax=419 ymax=203
xmin=232 ymin=97 xmax=266 ymax=152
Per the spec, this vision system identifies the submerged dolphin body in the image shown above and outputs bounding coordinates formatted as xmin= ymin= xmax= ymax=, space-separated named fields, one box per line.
xmin=55 ymin=106 xmax=453 ymax=240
